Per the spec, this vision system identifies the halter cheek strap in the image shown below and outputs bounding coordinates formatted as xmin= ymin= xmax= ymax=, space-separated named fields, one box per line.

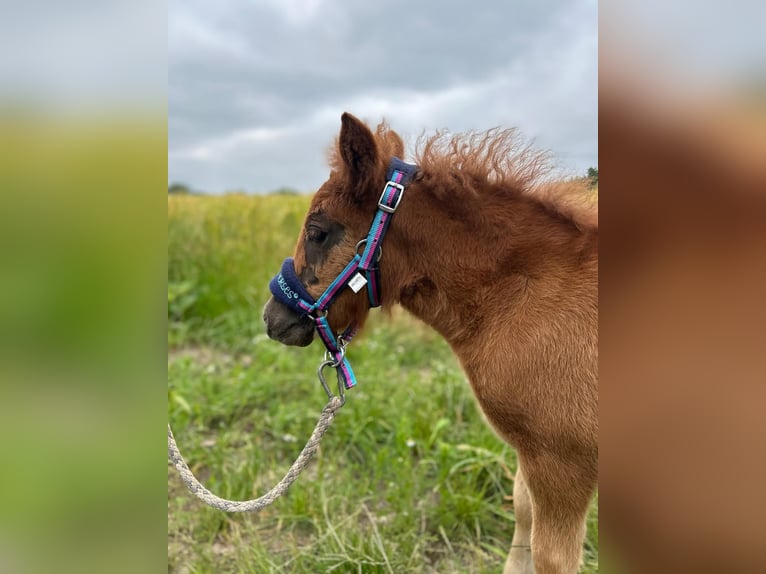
xmin=358 ymin=157 xmax=415 ymax=307
xmin=269 ymin=157 xmax=418 ymax=389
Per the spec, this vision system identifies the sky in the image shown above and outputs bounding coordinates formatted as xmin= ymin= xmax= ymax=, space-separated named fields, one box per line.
xmin=168 ymin=0 xmax=598 ymax=194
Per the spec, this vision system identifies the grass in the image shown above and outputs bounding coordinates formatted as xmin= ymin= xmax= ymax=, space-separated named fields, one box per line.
xmin=168 ymin=194 xmax=598 ymax=573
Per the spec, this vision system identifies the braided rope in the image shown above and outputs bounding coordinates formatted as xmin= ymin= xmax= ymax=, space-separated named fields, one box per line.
xmin=168 ymin=396 xmax=344 ymax=512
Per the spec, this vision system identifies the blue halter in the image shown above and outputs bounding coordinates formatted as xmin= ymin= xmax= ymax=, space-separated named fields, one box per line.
xmin=269 ymin=157 xmax=418 ymax=390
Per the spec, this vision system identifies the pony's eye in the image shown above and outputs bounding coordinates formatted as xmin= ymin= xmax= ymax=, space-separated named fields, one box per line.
xmin=307 ymin=228 xmax=328 ymax=243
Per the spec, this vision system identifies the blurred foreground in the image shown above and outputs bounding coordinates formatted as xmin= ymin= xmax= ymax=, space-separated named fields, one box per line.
xmin=599 ymin=11 xmax=766 ymax=572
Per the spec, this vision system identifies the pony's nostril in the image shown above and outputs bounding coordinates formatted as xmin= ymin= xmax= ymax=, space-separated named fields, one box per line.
xmin=283 ymin=319 xmax=303 ymax=331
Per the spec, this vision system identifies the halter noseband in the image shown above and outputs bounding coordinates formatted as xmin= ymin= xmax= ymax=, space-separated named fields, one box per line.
xmin=269 ymin=157 xmax=418 ymax=390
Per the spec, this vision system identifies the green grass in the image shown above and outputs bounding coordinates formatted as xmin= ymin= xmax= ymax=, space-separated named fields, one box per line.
xmin=168 ymin=194 xmax=598 ymax=573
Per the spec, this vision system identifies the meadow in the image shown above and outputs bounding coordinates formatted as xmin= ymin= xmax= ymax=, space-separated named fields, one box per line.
xmin=168 ymin=193 xmax=598 ymax=573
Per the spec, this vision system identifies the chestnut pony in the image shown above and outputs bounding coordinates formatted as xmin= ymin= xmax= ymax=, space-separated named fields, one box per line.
xmin=263 ymin=113 xmax=598 ymax=574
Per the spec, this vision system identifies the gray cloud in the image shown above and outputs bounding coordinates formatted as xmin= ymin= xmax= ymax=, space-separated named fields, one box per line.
xmin=169 ymin=0 xmax=597 ymax=193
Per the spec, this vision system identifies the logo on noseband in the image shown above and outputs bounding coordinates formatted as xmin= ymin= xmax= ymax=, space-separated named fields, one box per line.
xmin=277 ymin=273 xmax=300 ymax=299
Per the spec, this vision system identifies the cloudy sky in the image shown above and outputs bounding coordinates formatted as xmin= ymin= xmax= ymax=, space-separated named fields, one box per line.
xmin=169 ymin=0 xmax=597 ymax=194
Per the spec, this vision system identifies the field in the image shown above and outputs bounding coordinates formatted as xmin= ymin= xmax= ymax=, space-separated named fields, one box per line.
xmin=167 ymin=194 xmax=598 ymax=573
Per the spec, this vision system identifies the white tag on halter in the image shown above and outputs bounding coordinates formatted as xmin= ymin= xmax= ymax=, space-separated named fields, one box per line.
xmin=348 ymin=273 xmax=368 ymax=293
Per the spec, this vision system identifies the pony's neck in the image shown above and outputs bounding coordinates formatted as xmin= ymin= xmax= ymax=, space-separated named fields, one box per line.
xmin=381 ymin=180 xmax=597 ymax=351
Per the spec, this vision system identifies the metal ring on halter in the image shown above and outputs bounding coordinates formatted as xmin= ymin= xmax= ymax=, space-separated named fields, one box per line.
xmin=323 ymin=343 xmax=346 ymax=367
xmin=310 ymin=306 xmax=328 ymax=320
xmin=317 ymin=360 xmax=346 ymax=405
xmin=354 ymin=239 xmax=382 ymax=262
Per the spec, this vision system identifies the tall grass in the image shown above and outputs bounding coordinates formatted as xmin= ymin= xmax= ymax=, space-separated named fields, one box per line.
xmin=168 ymin=193 xmax=310 ymax=350
xmin=168 ymin=194 xmax=598 ymax=573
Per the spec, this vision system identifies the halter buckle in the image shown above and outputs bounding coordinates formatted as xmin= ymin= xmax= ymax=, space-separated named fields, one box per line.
xmin=378 ymin=181 xmax=405 ymax=213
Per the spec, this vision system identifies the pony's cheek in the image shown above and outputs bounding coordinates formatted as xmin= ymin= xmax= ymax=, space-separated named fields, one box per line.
xmin=327 ymin=291 xmax=370 ymax=333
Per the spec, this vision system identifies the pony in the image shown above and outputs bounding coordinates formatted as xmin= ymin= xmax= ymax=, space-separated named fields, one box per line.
xmin=263 ymin=113 xmax=598 ymax=574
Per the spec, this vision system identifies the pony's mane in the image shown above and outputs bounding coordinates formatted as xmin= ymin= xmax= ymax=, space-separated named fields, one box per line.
xmin=414 ymin=128 xmax=598 ymax=230
xmin=327 ymin=121 xmax=597 ymax=230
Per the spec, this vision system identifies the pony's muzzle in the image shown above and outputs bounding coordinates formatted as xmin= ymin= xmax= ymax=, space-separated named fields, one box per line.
xmin=263 ymin=297 xmax=315 ymax=347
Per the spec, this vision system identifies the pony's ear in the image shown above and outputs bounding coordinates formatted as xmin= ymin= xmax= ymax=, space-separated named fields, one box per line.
xmin=339 ymin=112 xmax=379 ymax=198
xmin=383 ymin=128 xmax=405 ymax=159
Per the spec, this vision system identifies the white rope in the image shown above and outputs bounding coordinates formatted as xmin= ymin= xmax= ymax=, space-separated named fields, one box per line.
xmin=168 ymin=396 xmax=344 ymax=512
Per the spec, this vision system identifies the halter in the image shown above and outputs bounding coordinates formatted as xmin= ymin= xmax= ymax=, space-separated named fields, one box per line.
xmin=269 ymin=157 xmax=418 ymax=392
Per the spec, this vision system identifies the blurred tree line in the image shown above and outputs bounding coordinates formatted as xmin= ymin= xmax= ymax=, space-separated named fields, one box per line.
xmin=168 ymin=182 xmax=192 ymax=195
xmin=587 ymin=167 xmax=598 ymax=188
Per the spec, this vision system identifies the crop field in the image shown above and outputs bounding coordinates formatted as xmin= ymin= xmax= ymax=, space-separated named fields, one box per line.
xmin=168 ymin=193 xmax=598 ymax=573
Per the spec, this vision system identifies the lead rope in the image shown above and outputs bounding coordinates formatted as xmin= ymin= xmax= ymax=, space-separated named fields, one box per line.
xmin=168 ymin=395 xmax=344 ymax=513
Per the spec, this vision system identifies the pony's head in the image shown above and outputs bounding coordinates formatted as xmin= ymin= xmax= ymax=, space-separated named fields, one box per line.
xmin=263 ymin=113 xmax=405 ymax=346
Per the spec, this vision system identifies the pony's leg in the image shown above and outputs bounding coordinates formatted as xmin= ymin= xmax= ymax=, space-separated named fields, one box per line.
xmin=503 ymin=463 xmax=535 ymax=574
xmin=524 ymin=455 xmax=595 ymax=574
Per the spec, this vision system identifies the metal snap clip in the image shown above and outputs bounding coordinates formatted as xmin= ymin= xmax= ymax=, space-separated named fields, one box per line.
xmin=317 ymin=359 xmax=346 ymax=405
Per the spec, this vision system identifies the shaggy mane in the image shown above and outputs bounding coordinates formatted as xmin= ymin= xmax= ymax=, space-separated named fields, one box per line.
xmin=414 ymin=129 xmax=598 ymax=230
xmin=327 ymin=121 xmax=597 ymax=230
